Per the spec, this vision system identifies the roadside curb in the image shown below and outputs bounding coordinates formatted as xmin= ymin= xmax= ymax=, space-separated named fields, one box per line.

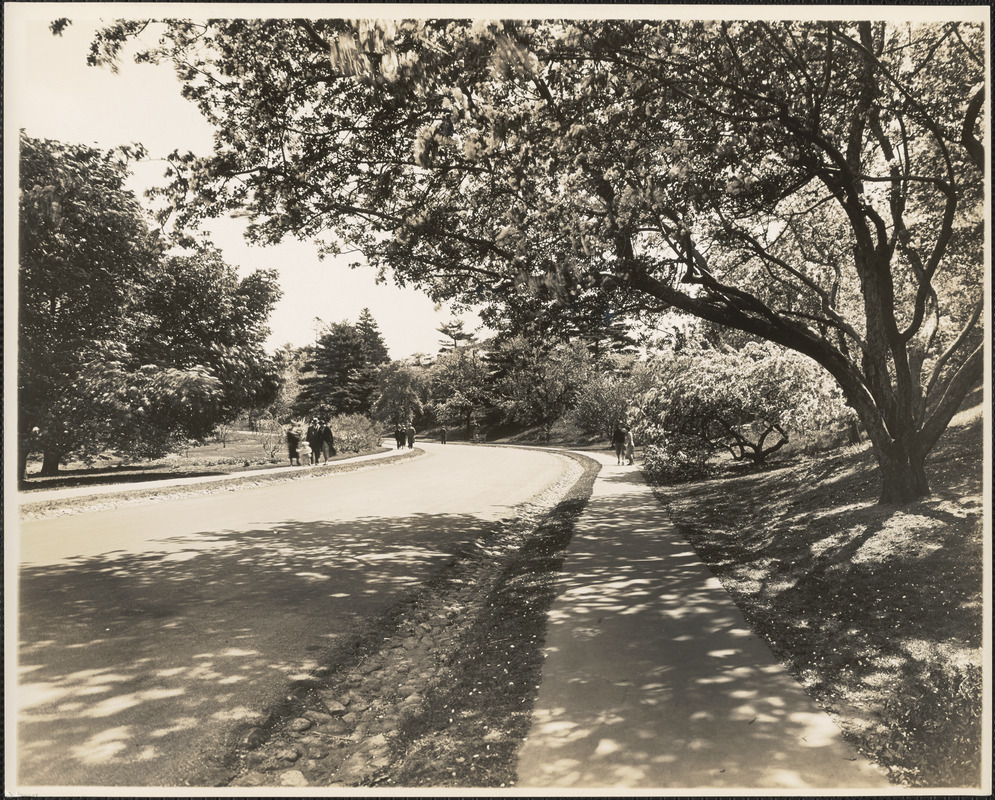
xmin=18 ymin=448 xmax=425 ymax=520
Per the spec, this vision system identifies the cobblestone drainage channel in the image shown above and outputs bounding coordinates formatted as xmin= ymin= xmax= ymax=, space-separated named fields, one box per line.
xmin=207 ymin=453 xmax=598 ymax=789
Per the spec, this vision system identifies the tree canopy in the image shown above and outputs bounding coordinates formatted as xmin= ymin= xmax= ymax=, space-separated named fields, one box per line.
xmin=18 ymin=132 xmax=281 ymax=476
xmin=84 ymin=16 xmax=986 ymax=502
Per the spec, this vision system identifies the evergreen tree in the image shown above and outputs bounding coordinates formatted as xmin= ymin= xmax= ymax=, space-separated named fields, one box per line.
xmin=437 ymin=320 xmax=476 ymax=352
xmin=293 ymin=311 xmax=389 ymax=417
xmin=356 ymin=307 xmax=390 ymax=364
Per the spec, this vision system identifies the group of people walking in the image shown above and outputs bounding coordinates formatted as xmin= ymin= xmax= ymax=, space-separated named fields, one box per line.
xmin=285 ymin=418 xmax=336 ymax=466
xmin=612 ymin=421 xmax=636 ymax=465
xmin=393 ymin=423 xmax=416 ymax=449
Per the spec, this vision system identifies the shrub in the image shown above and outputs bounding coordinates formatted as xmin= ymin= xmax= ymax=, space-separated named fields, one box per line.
xmin=642 ymin=435 xmax=713 ymax=484
xmin=331 ymin=413 xmax=381 ymax=453
xmin=256 ymin=415 xmax=285 ymax=460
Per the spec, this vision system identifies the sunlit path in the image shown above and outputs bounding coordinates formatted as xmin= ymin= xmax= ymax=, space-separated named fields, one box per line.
xmin=16 ymin=443 xmax=575 ymax=788
xmin=516 ymin=452 xmax=890 ymax=790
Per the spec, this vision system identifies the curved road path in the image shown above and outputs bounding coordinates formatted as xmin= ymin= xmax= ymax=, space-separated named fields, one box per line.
xmin=15 ymin=443 xmax=576 ymax=788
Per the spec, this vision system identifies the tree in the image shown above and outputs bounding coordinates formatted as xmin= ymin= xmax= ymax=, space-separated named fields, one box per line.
xmin=356 ymin=307 xmax=390 ymax=364
xmin=268 ymin=343 xmax=308 ymax=422
xmin=431 ymin=344 xmax=491 ymax=437
xmin=293 ymin=312 xmax=389 ymax=417
xmin=19 ymin=132 xmax=158 ymax=476
xmin=294 ymin=322 xmax=367 ymax=417
xmin=86 ymin=17 xmax=985 ymax=502
xmin=372 ymin=360 xmax=432 ymax=424
xmin=18 ymin=133 xmax=281 ymax=476
xmin=487 ymin=336 xmax=592 ymax=439
xmin=479 ymin=289 xmax=641 ymax=362
xmin=569 ymin=365 xmax=637 ymax=443
xmin=437 ymin=319 xmax=477 ymax=351
xmin=129 ymin=245 xmax=282 ymax=423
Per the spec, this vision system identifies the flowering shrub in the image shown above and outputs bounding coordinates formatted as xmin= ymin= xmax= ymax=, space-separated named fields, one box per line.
xmin=641 ymin=435 xmax=713 ymax=484
xmin=331 ymin=414 xmax=381 ymax=453
xmin=632 ymin=341 xmax=857 ymax=466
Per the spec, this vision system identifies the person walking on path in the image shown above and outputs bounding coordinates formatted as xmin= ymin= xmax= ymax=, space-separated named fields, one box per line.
xmin=316 ymin=420 xmax=336 ymax=463
xmin=406 ymin=423 xmax=416 ymax=449
xmin=394 ymin=424 xmax=405 ymax=450
xmin=440 ymin=426 xmax=447 ymax=444
xmin=305 ymin=418 xmax=321 ymax=465
xmin=624 ymin=426 xmax=635 ymax=465
xmin=611 ymin=422 xmax=626 ymax=465
xmin=285 ymin=426 xmax=301 ymax=466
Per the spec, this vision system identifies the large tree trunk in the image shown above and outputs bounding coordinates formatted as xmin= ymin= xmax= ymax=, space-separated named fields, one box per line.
xmin=873 ymin=440 xmax=929 ymax=504
xmin=814 ymin=351 xmax=933 ymax=505
xmin=40 ymin=449 xmax=62 ymax=476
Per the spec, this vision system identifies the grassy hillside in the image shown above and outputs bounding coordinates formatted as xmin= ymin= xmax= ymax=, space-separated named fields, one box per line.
xmin=652 ymin=402 xmax=985 ymax=787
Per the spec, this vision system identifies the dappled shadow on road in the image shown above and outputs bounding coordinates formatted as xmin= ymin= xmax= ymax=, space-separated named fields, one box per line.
xmin=518 ymin=465 xmax=886 ymax=790
xmin=17 ymin=512 xmax=504 ymax=787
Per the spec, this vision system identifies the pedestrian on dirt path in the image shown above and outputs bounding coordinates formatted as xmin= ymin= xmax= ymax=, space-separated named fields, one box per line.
xmin=611 ymin=422 xmax=626 ymax=465
xmin=406 ymin=423 xmax=416 ymax=449
xmin=440 ymin=426 xmax=447 ymax=444
xmin=394 ymin=424 xmax=405 ymax=450
xmin=316 ymin=420 xmax=336 ymax=463
xmin=624 ymin=426 xmax=636 ymax=465
xmin=285 ymin=426 xmax=302 ymax=466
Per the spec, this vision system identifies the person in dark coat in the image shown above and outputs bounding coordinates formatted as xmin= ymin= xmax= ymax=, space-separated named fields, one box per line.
xmin=394 ymin=424 xmax=405 ymax=450
xmin=317 ymin=420 xmax=335 ymax=463
xmin=286 ymin=426 xmax=301 ymax=466
xmin=406 ymin=423 xmax=416 ymax=449
xmin=611 ymin=422 xmax=626 ymax=465
xmin=440 ymin=426 xmax=447 ymax=444
xmin=305 ymin=418 xmax=321 ymax=465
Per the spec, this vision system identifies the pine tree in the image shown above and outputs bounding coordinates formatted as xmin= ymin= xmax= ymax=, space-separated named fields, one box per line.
xmin=356 ymin=308 xmax=390 ymax=365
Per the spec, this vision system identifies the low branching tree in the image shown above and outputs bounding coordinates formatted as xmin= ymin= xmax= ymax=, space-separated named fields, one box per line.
xmin=488 ymin=336 xmax=592 ymax=440
xmin=81 ymin=16 xmax=985 ymax=502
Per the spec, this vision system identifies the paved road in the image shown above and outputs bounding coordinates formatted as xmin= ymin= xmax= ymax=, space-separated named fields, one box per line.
xmin=15 ymin=444 xmax=574 ymax=788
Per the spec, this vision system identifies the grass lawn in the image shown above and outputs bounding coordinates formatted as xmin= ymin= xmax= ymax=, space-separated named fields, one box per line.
xmin=18 ymin=429 xmax=387 ymax=494
xmin=652 ymin=401 xmax=986 ymax=787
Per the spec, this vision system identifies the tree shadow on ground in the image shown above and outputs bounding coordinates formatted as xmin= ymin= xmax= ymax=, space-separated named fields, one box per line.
xmin=652 ymin=413 xmax=984 ymax=787
xmin=517 ymin=466 xmax=888 ymax=790
xmin=16 ymin=512 xmax=504 ymax=788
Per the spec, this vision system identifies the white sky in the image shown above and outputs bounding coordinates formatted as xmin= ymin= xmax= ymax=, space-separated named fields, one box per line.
xmin=5 ymin=8 xmax=482 ymax=359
